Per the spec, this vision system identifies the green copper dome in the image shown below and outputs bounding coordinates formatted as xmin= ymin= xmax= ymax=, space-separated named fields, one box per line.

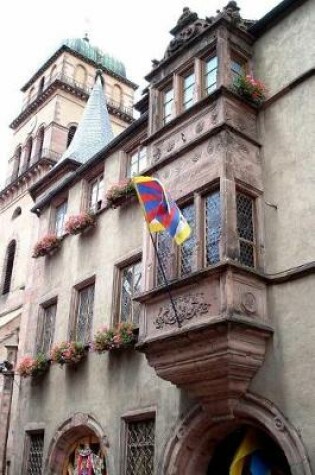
xmin=62 ymin=37 xmax=126 ymax=78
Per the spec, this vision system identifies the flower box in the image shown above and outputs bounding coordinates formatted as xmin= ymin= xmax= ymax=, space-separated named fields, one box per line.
xmin=50 ymin=341 xmax=87 ymax=367
xmin=233 ymin=74 xmax=266 ymax=105
xmin=106 ymin=180 xmax=136 ymax=209
xmin=32 ymin=234 xmax=61 ymax=258
xmin=93 ymin=322 xmax=137 ymax=352
xmin=17 ymin=353 xmax=51 ymax=378
xmin=65 ymin=212 xmax=96 ymax=235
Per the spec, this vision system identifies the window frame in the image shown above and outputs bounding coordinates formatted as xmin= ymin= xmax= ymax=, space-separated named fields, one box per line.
xmin=235 ymin=190 xmax=257 ymax=268
xmin=181 ymin=68 xmax=196 ymax=111
xmin=87 ymin=174 xmax=104 ymax=213
xmin=23 ymin=430 xmax=45 ymax=475
xmin=230 ymin=52 xmax=248 ymax=83
xmin=2 ymin=240 xmax=16 ymax=295
xmin=69 ymin=277 xmax=96 ymax=343
xmin=162 ymin=85 xmax=174 ymax=125
xmin=117 ymin=258 xmax=142 ymax=326
xmin=53 ymin=199 xmax=68 ymax=237
xmin=36 ymin=299 xmax=57 ymax=356
xmin=203 ymin=54 xmax=218 ymax=97
xmin=127 ymin=146 xmax=147 ymax=178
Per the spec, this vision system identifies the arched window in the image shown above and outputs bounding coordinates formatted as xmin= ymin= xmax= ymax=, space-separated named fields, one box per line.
xmin=112 ymin=84 xmax=123 ymax=106
xmin=24 ymin=136 xmax=33 ymax=169
xmin=12 ymin=207 xmax=22 ymax=219
xmin=38 ymin=76 xmax=45 ymax=96
xmin=74 ymin=65 xmax=87 ymax=87
xmin=67 ymin=126 xmax=77 ymax=147
xmin=36 ymin=127 xmax=45 ymax=161
xmin=2 ymin=240 xmax=16 ymax=295
xmin=12 ymin=146 xmax=22 ymax=179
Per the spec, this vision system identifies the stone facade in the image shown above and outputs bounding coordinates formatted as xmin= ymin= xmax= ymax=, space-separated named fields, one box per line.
xmin=1 ymin=1 xmax=315 ymax=474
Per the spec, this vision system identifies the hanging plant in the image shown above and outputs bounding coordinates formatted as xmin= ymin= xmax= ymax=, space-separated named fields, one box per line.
xmin=106 ymin=179 xmax=136 ymax=209
xmin=32 ymin=233 xmax=61 ymax=258
xmin=233 ymin=74 xmax=267 ymax=105
xmin=93 ymin=322 xmax=137 ymax=352
xmin=17 ymin=353 xmax=51 ymax=378
xmin=65 ymin=212 xmax=96 ymax=235
xmin=50 ymin=341 xmax=87 ymax=366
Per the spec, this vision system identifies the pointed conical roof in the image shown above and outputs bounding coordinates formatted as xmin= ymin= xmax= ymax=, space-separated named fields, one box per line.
xmin=59 ymin=70 xmax=114 ymax=164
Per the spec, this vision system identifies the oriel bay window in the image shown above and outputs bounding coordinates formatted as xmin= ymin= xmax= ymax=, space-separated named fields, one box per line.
xmin=119 ymin=261 xmax=142 ymax=325
xmin=231 ymin=56 xmax=247 ymax=83
xmin=88 ymin=174 xmax=104 ymax=212
xmin=155 ymin=189 xmax=221 ymax=286
xmin=236 ymin=192 xmax=256 ymax=268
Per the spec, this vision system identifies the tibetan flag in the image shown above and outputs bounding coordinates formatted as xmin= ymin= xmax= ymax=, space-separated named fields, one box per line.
xmin=230 ymin=429 xmax=271 ymax=475
xmin=132 ymin=176 xmax=191 ymax=245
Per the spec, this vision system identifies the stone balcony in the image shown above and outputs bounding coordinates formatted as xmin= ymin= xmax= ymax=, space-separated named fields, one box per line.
xmin=136 ymin=262 xmax=272 ymax=416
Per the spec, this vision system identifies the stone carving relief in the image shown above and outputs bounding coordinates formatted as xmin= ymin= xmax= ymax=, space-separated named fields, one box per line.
xmin=153 ymin=147 xmax=162 ymax=163
xmin=154 ymin=293 xmax=211 ymax=329
xmin=240 ymin=291 xmax=257 ymax=315
xmin=225 ymin=103 xmax=257 ymax=138
xmin=195 ymin=121 xmax=204 ymax=134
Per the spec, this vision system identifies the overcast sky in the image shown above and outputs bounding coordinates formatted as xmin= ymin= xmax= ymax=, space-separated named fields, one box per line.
xmin=0 ymin=0 xmax=279 ymax=185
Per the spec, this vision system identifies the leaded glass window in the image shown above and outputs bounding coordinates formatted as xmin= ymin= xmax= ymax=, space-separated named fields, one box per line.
xmin=180 ymin=204 xmax=196 ymax=276
xmin=156 ymin=231 xmax=172 ymax=286
xmin=236 ymin=193 xmax=255 ymax=268
xmin=39 ymin=303 xmax=56 ymax=355
xmin=163 ymin=87 xmax=174 ymax=125
xmin=205 ymin=191 xmax=221 ymax=265
xmin=119 ymin=261 xmax=142 ymax=324
xmin=125 ymin=419 xmax=155 ymax=475
xmin=26 ymin=432 xmax=44 ymax=475
xmin=204 ymin=56 xmax=218 ymax=95
xmin=128 ymin=147 xmax=147 ymax=178
xmin=183 ymin=71 xmax=195 ymax=110
xmin=75 ymin=284 xmax=95 ymax=342
xmin=55 ymin=201 xmax=67 ymax=237
xmin=88 ymin=175 xmax=104 ymax=212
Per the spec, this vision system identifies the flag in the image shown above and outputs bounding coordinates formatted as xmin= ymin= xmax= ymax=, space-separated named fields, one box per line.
xmin=230 ymin=429 xmax=271 ymax=475
xmin=132 ymin=176 xmax=191 ymax=245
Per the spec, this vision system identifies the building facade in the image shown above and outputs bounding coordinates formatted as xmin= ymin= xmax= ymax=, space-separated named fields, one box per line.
xmin=1 ymin=0 xmax=315 ymax=474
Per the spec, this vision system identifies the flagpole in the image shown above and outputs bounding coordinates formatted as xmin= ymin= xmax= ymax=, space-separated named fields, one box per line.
xmin=148 ymin=230 xmax=182 ymax=329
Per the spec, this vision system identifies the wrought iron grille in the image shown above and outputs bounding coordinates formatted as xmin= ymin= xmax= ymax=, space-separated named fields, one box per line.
xmin=205 ymin=191 xmax=221 ymax=265
xmin=76 ymin=284 xmax=95 ymax=342
xmin=41 ymin=304 xmax=57 ymax=354
xmin=125 ymin=419 xmax=155 ymax=475
xmin=236 ymin=193 xmax=255 ymax=267
xmin=120 ymin=261 xmax=142 ymax=324
xmin=156 ymin=232 xmax=172 ymax=285
xmin=180 ymin=204 xmax=196 ymax=276
xmin=26 ymin=432 xmax=44 ymax=475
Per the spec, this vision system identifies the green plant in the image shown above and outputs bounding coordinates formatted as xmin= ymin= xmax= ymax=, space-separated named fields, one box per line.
xmin=233 ymin=74 xmax=266 ymax=105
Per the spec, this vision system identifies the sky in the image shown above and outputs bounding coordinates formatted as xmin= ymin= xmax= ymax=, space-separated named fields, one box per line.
xmin=0 ymin=0 xmax=279 ymax=186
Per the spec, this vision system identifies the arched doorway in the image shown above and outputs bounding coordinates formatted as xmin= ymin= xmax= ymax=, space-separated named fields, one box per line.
xmin=161 ymin=394 xmax=312 ymax=475
xmin=46 ymin=413 xmax=110 ymax=475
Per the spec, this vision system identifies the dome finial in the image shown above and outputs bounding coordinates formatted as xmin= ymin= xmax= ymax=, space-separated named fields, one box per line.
xmin=83 ymin=32 xmax=89 ymax=43
xmin=95 ymin=68 xmax=104 ymax=85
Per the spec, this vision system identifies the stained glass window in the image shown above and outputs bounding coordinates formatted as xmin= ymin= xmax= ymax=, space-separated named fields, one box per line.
xmin=183 ymin=71 xmax=196 ymax=110
xmin=39 ymin=303 xmax=56 ymax=355
xmin=88 ymin=175 xmax=104 ymax=212
xmin=236 ymin=193 xmax=255 ymax=267
xmin=205 ymin=191 xmax=221 ymax=265
xmin=156 ymin=232 xmax=172 ymax=286
xmin=125 ymin=419 xmax=155 ymax=475
xmin=119 ymin=261 xmax=142 ymax=324
xmin=204 ymin=56 xmax=218 ymax=95
xmin=180 ymin=204 xmax=196 ymax=276
xmin=26 ymin=432 xmax=44 ymax=475
xmin=75 ymin=284 xmax=95 ymax=342
xmin=55 ymin=201 xmax=67 ymax=237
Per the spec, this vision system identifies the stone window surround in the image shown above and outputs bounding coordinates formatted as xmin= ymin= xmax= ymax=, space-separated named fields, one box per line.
xmin=112 ymin=249 xmax=142 ymax=327
xmin=146 ymin=180 xmax=263 ymax=291
xmin=22 ymin=429 xmax=45 ymax=475
xmin=120 ymin=407 xmax=156 ymax=475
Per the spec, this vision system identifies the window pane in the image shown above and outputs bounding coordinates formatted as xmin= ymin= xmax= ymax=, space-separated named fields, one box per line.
xmin=204 ymin=56 xmax=218 ymax=95
xmin=184 ymin=72 xmax=195 ymax=89
xmin=89 ymin=176 xmax=103 ymax=212
xmin=156 ymin=232 xmax=172 ymax=285
xmin=125 ymin=419 xmax=155 ymax=475
xmin=76 ymin=284 xmax=94 ymax=342
xmin=183 ymin=72 xmax=195 ymax=110
xmin=180 ymin=204 xmax=196 ymax=276
xmin=26 ymin=432 xmax=44 ymax=475
xmin=41 ymin=304 xmax=56 ymax=355
xmin=236 ymin=193 xmax=255 ymax=267
xmin=205 ymin=191 xmax=221 ymax=265
xmin=55 ymin=201 xmax=67 ymax=237
xmin=164 ymin=89 xmax=173 ymax=103
xmin=163 ymin=88 xmax=174 ymax=124
xmin=206 ymin=56 xmax=218 ymax=73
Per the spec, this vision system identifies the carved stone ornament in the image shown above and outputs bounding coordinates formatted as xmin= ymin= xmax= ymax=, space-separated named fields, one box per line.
xmin=240 ymin=291 xmax=257 ymax=315
xmin=195 ymin=121 xmax=204 ymax=134
xmin=274 ymin=416 xmax=285 ymax=432
xmin=154 ymin=293 xmax=211 ymax=329
xmin=153 ymin=147 xmax=162 ymax=163
xmin=166 ymin=140 xmax=175 ymax=153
